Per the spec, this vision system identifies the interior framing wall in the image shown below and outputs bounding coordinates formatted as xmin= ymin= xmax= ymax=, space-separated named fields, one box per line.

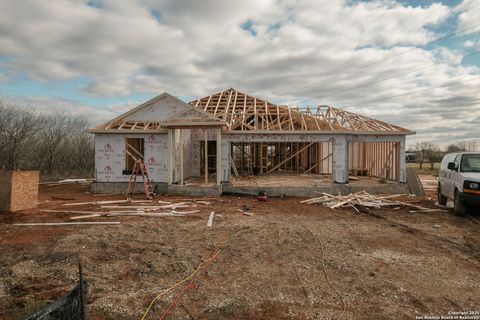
xmin=230 ymin=142 xmax=333 ymax=176
xmin=348 ymin=141 xmax=400 ymax=180
xmin=94 ymin=131 xmax=407 ymax=185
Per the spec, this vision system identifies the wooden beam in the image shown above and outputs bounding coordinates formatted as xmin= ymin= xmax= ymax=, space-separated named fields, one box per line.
xmin=229 ymin=91 xmax=238 ymax=129
xmin=214 ymin=91 xmax=224 ymax=116
xmin=14 ymin=222 xmax=121 ymax=226
xmin=242 ymin=93 xmax=247 ymax=130
xmin=180 ymin=129 xmax=184 ymax=185
xmin=216 ymin=128 xmax=222 ymax=185
xmin=167 ymin=129 xmax=174 ymax=185
xmin=276 ymin=104 xmax=282 ymax=130
xmin=288 ymin=108 xmax=294 ymax=130
xmin=223 ymin=89 xmax=233 ymax=122
xmin=380 ymin=145 xmax=396 ymax=179
xmin=304 ymin=152 xmax=332 ymax=173
xmin=267 ymin=142 xmax=314 ymax=174
xmin=264 ymin=101 xmax=269 ymax=130
xmin=253 ymin=98 xmax=257 ymax=130
xmin=204 ymin=129 xmax=208 ymax=185
xmin=204 ymin=94 xmax=213 ymax=112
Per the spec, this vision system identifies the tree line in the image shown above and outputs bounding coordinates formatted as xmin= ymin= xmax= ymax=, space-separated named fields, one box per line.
xmin=0 ymin=102 xmax=94 ymax=178
xmin=411 ymin=140 xmax=479 ymax=170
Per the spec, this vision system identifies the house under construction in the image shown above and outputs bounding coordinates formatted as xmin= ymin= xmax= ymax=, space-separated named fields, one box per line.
xmin=89 ymin=88 xmax=413 ymax=195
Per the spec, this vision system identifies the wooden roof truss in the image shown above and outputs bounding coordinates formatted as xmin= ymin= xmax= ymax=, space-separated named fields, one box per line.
xmin=104 ymin=120 xmax=162 ymax=130
xmin=190 ymin=88 xmax=409 ymax=133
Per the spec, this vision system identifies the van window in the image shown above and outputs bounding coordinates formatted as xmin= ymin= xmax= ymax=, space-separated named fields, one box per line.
xmin=453 ymin=154 xmax=460 ymax=170
xmin=440 ymin=153 xmax=455 ymax=169
xmin=460 ymin=154 xmax=480 ymax=172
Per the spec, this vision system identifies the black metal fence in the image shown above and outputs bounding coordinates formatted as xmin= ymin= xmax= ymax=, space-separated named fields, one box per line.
xmin=25 ymin=264 xmax=87 ymax=320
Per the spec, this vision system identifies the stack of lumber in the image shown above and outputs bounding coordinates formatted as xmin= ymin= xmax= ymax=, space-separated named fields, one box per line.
xmin=406 ymin=168 xmax=425 ymax=196
xmin=301 ymin=191 xmax=444 ymax=213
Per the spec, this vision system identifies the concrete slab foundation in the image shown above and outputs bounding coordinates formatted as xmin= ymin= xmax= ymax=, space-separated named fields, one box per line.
xmin=92 ymin=182 xmax=168 ymax=195
xmin=223 ymin=183 xmax=409 ymax=198
xmin=168 ymin=185 xmax=221 ymax=196
xmin=92 ymin=180 xmax=408 ymax=197
xmin=91 ymin=182 xmax=221 ymax=196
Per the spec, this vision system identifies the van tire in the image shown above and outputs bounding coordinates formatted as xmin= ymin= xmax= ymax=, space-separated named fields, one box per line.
xmin=437 ymin=185 xmax=447 ymax=205
xmin=453 ymin=190 xmax=466 ymax=216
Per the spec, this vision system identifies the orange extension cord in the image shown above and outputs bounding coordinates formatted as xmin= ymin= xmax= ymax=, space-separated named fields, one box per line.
xmin=141 ymin=228 xmax=251 ymax=320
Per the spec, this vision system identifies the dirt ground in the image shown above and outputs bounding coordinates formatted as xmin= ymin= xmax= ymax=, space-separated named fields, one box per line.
xmin=1 ymin=182 xmax=479 ymax=320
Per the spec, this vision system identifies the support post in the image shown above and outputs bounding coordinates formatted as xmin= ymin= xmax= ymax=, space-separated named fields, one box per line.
xmin=332 ymin=135 xmax=348 ymax=184
xmin=216 ymin=128 xmax=222 ymax=185
xmin=399 ymin=136 xmax=406 ymax=183
xmin=180 ymin=129 xmax=184 ymax=185
xmin=204 ymin=129 xmax=208 ymax=185
xmin=221 ymin=136 xmax=231 ymax=183
xmin=167 ymin=128 xmax=174 ymax=185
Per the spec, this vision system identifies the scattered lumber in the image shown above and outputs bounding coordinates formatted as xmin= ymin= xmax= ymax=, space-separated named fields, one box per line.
xmin=235 ymin=209 xmax=253 ymax=216
xmin=51 ymin=196 xmax=76 ymax=201
xmin=301 ymin=191 xmax=444 ymax=213
xmin=14 ymin=222 xmax=121 ymax=226
xmin=101 ymin=203 xmax=190 ymax=210
xmin=70 ymin=210 xmax=199 ymax=220
xmin=207 ymin=211 xmax=215 ymax=227
xmin=63 ymin=200 xmax=130 ymax=206
xmin=41 ymin=209 xmax=109 ymax=215
xmin=63 ymin=199 xmax=152 ymax=206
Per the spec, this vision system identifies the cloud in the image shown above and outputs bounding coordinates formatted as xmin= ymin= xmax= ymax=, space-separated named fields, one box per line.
xmin=0 ymin=93 xmax=136 ymax=127
xmin=0 ymin=0 xmax=479 ymax=148
xmin=455 ymin=0 xmax=480 ymax=34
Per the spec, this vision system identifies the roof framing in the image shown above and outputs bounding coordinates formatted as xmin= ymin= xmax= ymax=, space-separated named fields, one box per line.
xmin=189 ymin=88 xmax=411 ymax=133
xmin=89 ymin=88 xmax=412 ymax=134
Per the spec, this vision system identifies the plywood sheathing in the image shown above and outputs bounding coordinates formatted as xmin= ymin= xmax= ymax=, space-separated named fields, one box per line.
xmin=0 ymin=171 xmax=39 ymax=212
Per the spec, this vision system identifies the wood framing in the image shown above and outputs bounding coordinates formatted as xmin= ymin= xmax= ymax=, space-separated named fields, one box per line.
xmin=189 ymin=88 xmax=411 ymax=134
xmin=90 ymin=88 xmax=413 ymax=187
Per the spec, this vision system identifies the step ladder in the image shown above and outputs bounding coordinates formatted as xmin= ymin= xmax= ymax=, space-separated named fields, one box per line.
xmin=126 ymin=159 xmax=154 ymax=200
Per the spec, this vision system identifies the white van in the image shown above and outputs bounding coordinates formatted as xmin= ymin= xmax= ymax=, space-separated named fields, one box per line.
xmin=438 ymin=152 xmax=480 ymax=215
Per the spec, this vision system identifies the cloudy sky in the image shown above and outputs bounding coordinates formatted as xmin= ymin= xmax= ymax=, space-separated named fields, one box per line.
xmin=0 ymin=0 xmax=479 ymax=148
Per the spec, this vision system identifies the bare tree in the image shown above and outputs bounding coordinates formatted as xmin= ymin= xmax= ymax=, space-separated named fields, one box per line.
xmin=0 ymin=104 xmax=38 ymax=170
xmin=414 ymin=141 xmax=431 ymax=169
xmin=456 ymin=140 xmax=479 ymax=152
xmin=424 ymin=143 xmax=441 ymax=170
xmin=446 ymin=144 xmax=462 ymax=153
xmin=0 ymin=101 xmax=94 ymax=178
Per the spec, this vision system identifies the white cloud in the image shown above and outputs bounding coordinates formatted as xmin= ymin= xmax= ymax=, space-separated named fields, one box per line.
xmin=0 ymin=94 xmax=136 ymax=126
xmin=455 ymin=0 xmax=480 ymax=34
xmin=0 ymin=0 xmax=479 ymax=148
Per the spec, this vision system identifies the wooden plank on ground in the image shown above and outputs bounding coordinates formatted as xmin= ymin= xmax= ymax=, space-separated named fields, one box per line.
xmin=207 ymin=211 xmax=215 ymax=227
xmin=14 ymin=222 xmax=121 ymax=226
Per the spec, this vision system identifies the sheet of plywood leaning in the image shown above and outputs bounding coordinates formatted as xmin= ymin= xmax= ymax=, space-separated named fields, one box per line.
xmin=0 ymin=170 xmax=39 ymax=212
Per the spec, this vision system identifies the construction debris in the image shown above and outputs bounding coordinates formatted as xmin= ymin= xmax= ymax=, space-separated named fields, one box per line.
xmin=13 ymin=222 xmax=121 ymax=226
xmin=207 ymin=211 xmax=215 ymax=227
xmin=63 ymin=199 xmax=153 ymax=206
xmin=101 ymin=202 xmax=193 ymax=210
xmin=39 ymin=178 xmax=93 ymax=186
xmin=301 ymin=191 xmax=445 ymax=213
xmin=64 ymin=200 xmax=131 ymax=206
xmin=70 ymin=210 xmax=199 ymax=220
